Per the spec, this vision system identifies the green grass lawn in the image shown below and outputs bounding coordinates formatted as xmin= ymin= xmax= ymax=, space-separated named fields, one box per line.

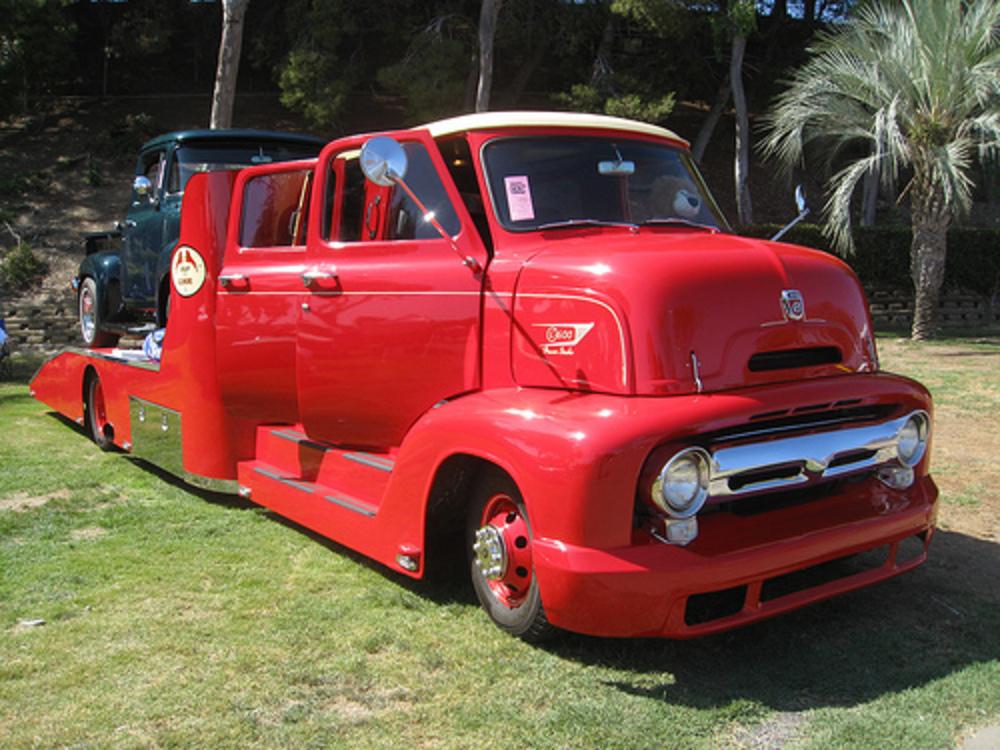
xmin=2 ymin=343 xmax=998 ymax=749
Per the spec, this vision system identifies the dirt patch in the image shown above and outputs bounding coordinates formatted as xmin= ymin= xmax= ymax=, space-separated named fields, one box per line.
xmin=0 ymin=489 xmax=72 ymax=512
xmin=731 ymin=712 xmax=808 ymax=749
xmin=69 ymin=526 xmax=107 ymax=541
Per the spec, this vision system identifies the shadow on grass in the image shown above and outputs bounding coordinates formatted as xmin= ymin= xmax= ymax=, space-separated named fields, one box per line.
xmin=222 ymin=474 xmax=999 ymax=714
xmin=543 ymin=528 xmax=1000 ymax=712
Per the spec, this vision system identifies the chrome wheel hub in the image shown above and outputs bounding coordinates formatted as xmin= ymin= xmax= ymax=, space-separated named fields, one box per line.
xmin=473 ymin=525 xmax=507 ymax=581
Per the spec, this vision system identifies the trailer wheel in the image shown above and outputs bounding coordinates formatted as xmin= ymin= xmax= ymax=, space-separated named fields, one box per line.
xmin=467 ymin=471 xmax=556 ymax=642
xmin=84 ymin=371 xmax=114 ymax=451
xmin=79 ymin=277 xmax=118 ymax=349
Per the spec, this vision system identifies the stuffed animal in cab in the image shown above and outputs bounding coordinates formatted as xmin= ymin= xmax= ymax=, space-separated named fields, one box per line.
xmin=646 ymin=175 xmax=702 ymax=221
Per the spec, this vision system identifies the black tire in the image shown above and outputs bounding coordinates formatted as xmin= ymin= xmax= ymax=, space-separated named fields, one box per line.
xmin=157 ymin=278 xmax=171 ymax=329
xmin=467 ymin=470 xmax=557 ymax=642
xmin=78 ymin=277 xmax=119 ymax=349
xmin=84 ymin=371 xmax=114 ymax=451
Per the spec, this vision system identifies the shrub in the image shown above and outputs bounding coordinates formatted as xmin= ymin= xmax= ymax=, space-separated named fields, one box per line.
xmin=0 ymin=171 xmax=52 ymax=197
xmin=0 ymin=242 xmax=49 ymax=293
xmin=740 ymin=223 xmax=1000 ymax=297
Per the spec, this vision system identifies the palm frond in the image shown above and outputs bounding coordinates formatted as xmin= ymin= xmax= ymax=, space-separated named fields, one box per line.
xmin=761 ymin=0 xmax=1000 ymax=247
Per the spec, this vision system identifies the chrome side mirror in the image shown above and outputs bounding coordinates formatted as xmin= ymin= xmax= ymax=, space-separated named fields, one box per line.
xmin=794 ymin=185 xmax=807 ymax=215
xmin=133 ymin=175 xmax=153 ymax=199
xmin=360 ymin=136 xmax=408 ymax=187
xmin=771 ymin=184 xmax=810 ymax=242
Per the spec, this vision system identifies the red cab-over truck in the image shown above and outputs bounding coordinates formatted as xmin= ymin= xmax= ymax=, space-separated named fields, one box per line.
xmin=31 ymin=112 xmax=938 ymax=641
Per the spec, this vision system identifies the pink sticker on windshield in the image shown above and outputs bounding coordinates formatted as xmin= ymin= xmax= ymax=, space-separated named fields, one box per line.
xmin=505 ymin=175 xmax=535 ymax=222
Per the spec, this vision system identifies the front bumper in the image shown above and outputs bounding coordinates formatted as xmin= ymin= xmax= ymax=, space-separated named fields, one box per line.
xmin=533 ymin=473 xmax=937 ymax=638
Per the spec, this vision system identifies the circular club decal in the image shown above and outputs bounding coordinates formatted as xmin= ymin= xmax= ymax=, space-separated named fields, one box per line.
xmin=172 ymin=245 xmax=207 ymax=297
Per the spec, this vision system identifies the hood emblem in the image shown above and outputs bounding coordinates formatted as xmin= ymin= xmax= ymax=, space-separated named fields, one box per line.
xmin=535 ymin=323 xmax=595 ymax=356
xmin=781 ymin=289 xmax=805 ymax=321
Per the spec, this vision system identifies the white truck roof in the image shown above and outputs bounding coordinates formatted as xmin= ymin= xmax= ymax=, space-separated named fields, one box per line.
xmin=422 ymin=110 xmax=688 ymax=146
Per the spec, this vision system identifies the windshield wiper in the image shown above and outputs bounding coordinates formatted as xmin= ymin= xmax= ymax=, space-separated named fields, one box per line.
xmin=537 ymin=218 xmax=639 ymax=232
xmin=641 ymin=218 xmax=719 ymax=232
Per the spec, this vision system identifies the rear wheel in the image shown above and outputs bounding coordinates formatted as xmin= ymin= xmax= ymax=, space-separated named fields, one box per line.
xmin=84 ymin=371 xmax=114 ymax=451
xmin=157 ymin=278 xmax=171 ymax=328
xmin=467 ymin=471 xmax=556 ymax=642
xmin=78 ymin=277 xmax=119 ymax=349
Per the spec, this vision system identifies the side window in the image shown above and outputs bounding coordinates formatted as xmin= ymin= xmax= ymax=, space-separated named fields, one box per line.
xmin=388 ymin=143 xmax=461 ymax=239
xmin=325 ymin=141 xmax=460 ymax=243
xmin=338 ymin=158 xmax=367 ymax=242
xmin=439 ymin=136 xmax=491 ymax=249
xmin=165 ymin=155 xmax=182 ymax=195
xmin=240 ymin=170 xmax=312 ymax=249
xmin=134 ymin=149 xmax=165 ymax=202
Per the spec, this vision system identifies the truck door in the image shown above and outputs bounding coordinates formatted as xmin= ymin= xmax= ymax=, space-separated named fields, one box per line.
xmin=297 ymin=131 xmax=488 ymax=449
xmin=121 ymin=146 xmax=171 ymax=310
xmin=216 ymin=162 xmax=315 ymax=423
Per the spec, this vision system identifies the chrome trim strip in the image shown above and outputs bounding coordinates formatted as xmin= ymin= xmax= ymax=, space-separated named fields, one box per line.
xmin=709 ymin=412 xmax=925 ymax=498
xmin=253 ymin=466 xmax=314 ymax=495
xmin=271 ymin=430 xmax=394 ymax=473
xmin=79 ymin=346 xmax=161 ymax=372
xmin=271 ymin=428 xmax=331 ymax=454
xmin=324 ymin=492 xmax=377 ymax=517
xmin=344 ymin=452 xmax=395 ymax=472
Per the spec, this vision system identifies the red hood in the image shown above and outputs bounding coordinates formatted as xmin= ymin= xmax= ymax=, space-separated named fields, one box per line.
xmin=510 ymin=228 xmax=877 ymax=395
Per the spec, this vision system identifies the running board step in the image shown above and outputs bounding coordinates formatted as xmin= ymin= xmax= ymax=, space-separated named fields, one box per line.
xmin=241 ymin=425 xmax=396 ymax=520
xmin=251 ymin=466 xmax=378 ymax=518
xmin=236 ymin=426 xmax=422 ymax=576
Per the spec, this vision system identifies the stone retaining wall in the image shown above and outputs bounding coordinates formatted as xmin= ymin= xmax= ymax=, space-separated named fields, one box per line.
xmin=867 ymin=289 xmax=999 ymax=330
xmin=2 ymin=296 xmax=80 ymax=348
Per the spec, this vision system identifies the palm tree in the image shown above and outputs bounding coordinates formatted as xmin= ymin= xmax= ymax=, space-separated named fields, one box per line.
xmin=761 ymin=0 xmax=1000 ymax=340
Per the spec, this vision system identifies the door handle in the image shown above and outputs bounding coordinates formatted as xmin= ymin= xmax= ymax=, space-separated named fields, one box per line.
xmin=218 ymin=273 xmax=249 ymax=289
xmin=301 ymin=271 xmax=339 ymax=288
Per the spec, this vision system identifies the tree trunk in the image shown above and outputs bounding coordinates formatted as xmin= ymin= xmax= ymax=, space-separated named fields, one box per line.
xmin=909 ymin=170 xmax=950 ymax=341
xmin=475 ymin=0 xmax=503 ymax=113
xmin=591 ymin=17 xmax=617 ymax=90
xmin=861 ymin=163 xmax=879 ymax=227
xmin=692 ymin=75 xmax=731 ymax=164
xmin=503 ymin=46 xmax=545 ymax=108
xmin=210 ymin=0 xmax=250 ymax=130
xmin=803 ymin=0 xmax=817 ymax=23
xmin=731 ymin=32 xmax=753 ymax=225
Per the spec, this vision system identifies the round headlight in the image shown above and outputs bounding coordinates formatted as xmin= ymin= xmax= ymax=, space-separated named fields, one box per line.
xmin=652 ymin=448 xmax=711 ymax=518
xmin=896 ymin=411 xmax=929 ymax=467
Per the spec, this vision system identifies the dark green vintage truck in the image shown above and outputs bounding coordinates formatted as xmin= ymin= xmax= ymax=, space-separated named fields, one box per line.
xmin=76 ymin=129 xmax=324 ymax=347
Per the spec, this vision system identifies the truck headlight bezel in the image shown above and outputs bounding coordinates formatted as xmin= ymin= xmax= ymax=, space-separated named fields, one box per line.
xmin=651 ymin=447 xmax=712 ymax=518
xmin=896 ymin=411 xmax=930 ymax=467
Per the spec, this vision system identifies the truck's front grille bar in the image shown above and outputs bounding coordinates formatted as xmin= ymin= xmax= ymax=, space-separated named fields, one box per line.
xmin=709 ymin=403 xmax=894 ymax=444
xmin=707 ymin=412 xmax=915 ymax=499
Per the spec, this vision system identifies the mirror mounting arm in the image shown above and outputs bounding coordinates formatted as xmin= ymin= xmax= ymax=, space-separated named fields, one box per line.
xmin=770 ymin=185 xmax=810 ymax=242
xmin=390 ymin=177 xmax=482 ymax=275
xmin=361 ymin=135 xmax=482 ymax=276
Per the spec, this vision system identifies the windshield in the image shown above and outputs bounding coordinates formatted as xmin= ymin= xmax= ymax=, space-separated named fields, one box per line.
xmin=168 ymin=142 xmax=321 ymax=194
xmin=482 ymin=136 xmax=728 ymax=232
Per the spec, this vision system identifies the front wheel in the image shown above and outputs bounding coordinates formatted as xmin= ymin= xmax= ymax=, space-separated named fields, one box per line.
xmin=467 ymin=471 xmax=556 ymax=642
xmin=84 ymin=371 xmax=114 ymax=451
xmin=78 ymin=277 xmax=119 ymax=349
